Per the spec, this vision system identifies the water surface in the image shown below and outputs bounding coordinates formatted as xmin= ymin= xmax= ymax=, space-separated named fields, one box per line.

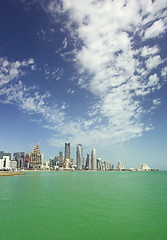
xmin=0 ymin=171 xmax=167 ymax=240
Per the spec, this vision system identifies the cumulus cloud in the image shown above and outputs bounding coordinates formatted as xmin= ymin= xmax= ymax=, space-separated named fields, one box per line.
xmin=161 ymin=66 xmax=167 ymax=78
xmin=144 ymin=19 xmax=166 ymax=40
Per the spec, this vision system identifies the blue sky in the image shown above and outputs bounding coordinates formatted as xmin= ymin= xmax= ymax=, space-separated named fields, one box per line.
xmin=0 ymin=0 xmax=167 ymax=169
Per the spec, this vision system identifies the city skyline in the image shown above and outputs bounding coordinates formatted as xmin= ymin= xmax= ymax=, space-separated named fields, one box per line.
xmin=0 ymin=0 xmax=167 ymax=170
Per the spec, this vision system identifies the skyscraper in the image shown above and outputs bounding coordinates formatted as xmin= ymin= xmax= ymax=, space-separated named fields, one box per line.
xmin=13 ymin=152 xmax=25 ymax=168
xmin=86 ymin=154 xmax=91 ymax=170
xmin=91 ymin=148 xmax=97 ymax=170
xmin=29 ymin=145 xmax=43 ymax=169
xmin=65 ymin=143 xmax=70 ymax=160
xmin=117 ymin=161 xmax=124 ymax=171
xmin=59 ymin=151 xmax=64 ymax=167
xmin=76 ymin=144 xmax=83 ymax=170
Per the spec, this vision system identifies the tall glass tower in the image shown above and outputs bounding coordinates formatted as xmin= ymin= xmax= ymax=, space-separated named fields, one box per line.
xmin=91 ymin=148 xmax=97 ymax=170
xmin=86 ymin=154 xmax=92 ymax=170
xmin=76 ymin=144 xmax=83 ymax=170
xmin=65 ymin=143 xmax=70 ymax=160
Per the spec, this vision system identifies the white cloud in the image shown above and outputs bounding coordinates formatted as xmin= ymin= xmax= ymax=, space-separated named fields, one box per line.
xmin=67 ymin=88 xmax=75 ymax=94
xmin=43 ymin=0 xmax=167 ymax=148
xmin=0 ymin=80 xmax=65 ymax=125
xmin=147 ymin=74 xmax=159 ymax=87
xmin=153 ymin=98 xmax=161 ymax=106
xmin=63 ymin=38 xmax=68 ymax=48
xmin=0 ymin=57 xmax=35 ymax=87
xmin=44 ymin=64 xmax=63 ymax=81
xmin=161 ymin=66 xmax=167 ymax=78
xmin=1 ymin=0 xmax=166 ymax=150
xmin=141 ymin=45 xmax=160 ymax=57
xmin=144 ymin=19 xmax=166 ymax=40
xmin=145 ymin=55 xmax=162 ymax=70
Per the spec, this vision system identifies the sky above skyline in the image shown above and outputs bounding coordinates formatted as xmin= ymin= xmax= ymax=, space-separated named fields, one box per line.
xmin=0 ymin=0 xmax=167 ymax=169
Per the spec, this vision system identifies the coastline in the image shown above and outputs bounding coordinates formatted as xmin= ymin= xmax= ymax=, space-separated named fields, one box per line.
xmin=0 ymin=171 xmax=26 ymax=177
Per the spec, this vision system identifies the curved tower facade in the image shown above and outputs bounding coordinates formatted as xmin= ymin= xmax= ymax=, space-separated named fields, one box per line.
xmin=91 ymin=148 xmax=97 ymax=170
xmin=76 ymin=144 xmax=83 ymax=170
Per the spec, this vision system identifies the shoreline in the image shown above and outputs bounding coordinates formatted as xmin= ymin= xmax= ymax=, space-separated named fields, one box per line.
xmin=0 ymin=171 xmax=26 ymax=177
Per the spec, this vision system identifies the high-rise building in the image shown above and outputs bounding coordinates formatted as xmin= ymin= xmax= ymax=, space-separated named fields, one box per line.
xmin=25 ymin=153 xmax=29 ymax=168
xmin=13 ymin=152 xmax=25 ymax=168
xmin=29 ymin=145 xmax=43 ymax=169
xmin=86 ymin=154 xmax=91 ymax=170
xmin=64 ymin=158 xmax=70 ymax=169
xmin=117 ymin=161 xmax=124 ymax=171
xmin=91 ymin=148 xmax=97 ymax=170
xmin=65 ymin=143 xmax=70 ymax=160
xmin=76 ymin=144 xmax=83 ymax=170
xmin=97 ymin=157 xmax=101 ymax=170
xmin=59 ymin=151 xmax=64 ymax=167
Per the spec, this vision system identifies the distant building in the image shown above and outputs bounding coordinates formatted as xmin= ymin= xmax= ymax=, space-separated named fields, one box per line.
xmin=64 ymin=158 xmax=70 ymax=169
xmin=29 ymin=145 xmax=43 ymax=169
xmin=49 ymin=157 xmax=55 ymax=168
xmin=64 ymin=143 xmax=70 ymax=169
xmin=76 ymin=144 xmax=83 ymax=170
xmin=10 ymin=160 xmax=17 ymax=169
xmin=59 ymin=151 xmax=64 ymax=168
xmin=43 ymin=161 xmax=50 ymax=170
xmin=0 ymin=151 xmax=11 ymax=169
xmin=86 ymin=154 xmax=91 ymax=170
xmin=65 ymin=143 xmax=70 ymax=160
xmin=13 ymin=152 xmax=25 ymax=168
xmin=25 ymin=153 xmax=29 ymax=168
xmin=91 ymin=148 xmax=97 ymax=170
xmin=97 ymin=158 xmax=101 ymax=170
xmin=117 ymin=161 xmax=124 ymax=171
xmin=141 ymin=164 xmax=151 ymax=171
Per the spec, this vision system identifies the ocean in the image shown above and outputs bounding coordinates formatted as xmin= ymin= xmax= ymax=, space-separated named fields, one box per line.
xmin=0 ymin=171 xmax=167 ymax=240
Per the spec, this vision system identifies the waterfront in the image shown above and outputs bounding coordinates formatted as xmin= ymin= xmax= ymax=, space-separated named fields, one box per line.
xmin=0 ymin=171 xmax=167 ymax=240
xmin=0 ymin=171 xmax=25 ymax=176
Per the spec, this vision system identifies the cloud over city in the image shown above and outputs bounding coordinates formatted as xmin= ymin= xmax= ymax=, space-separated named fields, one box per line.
xmin=0 ymin=0 xmax=166 ymax=150
xmin=45 ymin=0 xmax=166 ymax=147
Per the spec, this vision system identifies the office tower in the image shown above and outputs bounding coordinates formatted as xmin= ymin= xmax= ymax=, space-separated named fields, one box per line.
xmin=29 ymin=145 xmax=43 ymax=169
xmin=117 ymin=161 xmax=124 ymax=171
xmin=97 ymin=158 xmax=101 ymax=170
xmin=64 ymin=158 xmax=70 ymax=169
xmin=65 ymin=143 xmax=70 ymax=160
xmin=59 ymin=151 xmax=64 ymax=167
xmin=25 ymin=153 xmax=29 ymax=168
xmin=13 ymin=152 xmax=25 ymax=168
xmin=91 ymin=148 xmax=97 ymax=170
xmin=76 ymin=144 xmax=83 ymax=170
xmin=86 ymin=154 xmax=91 ymax=170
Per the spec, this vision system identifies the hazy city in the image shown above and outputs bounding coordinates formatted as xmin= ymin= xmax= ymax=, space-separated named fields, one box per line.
xmin=0 ymin=143 xmax=153 ymax=173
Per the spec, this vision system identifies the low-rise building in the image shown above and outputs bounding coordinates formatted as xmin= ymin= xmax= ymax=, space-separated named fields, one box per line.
xmin=0 ymin=151 xmax=11 ymax=169
xmin=141 ymin=164 xmax=151 ymax=171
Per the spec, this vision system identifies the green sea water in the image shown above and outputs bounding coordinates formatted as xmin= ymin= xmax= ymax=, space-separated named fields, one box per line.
xmin=0 ymin=171 xmax=167 ymax=240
